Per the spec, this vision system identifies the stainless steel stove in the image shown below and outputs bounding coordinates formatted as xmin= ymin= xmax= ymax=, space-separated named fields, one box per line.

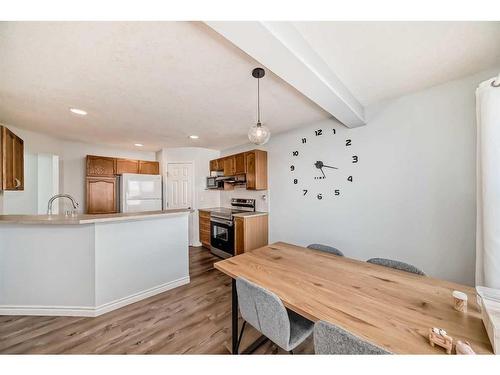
xmin=210 ymin=198 xmax=255 ymax=259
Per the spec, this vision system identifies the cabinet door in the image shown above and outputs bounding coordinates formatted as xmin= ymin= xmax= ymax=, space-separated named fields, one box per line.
xmin=87 ymin=155 xmax=116 ymax=176
xmin=1 ymin=126 xmax=24 ymax=190
xmin=209 ymin=159 xmax=217 ymax=172
xmin=234 ymin=153 xmax=245 ymax=175
xmin=223 ymin=156 xmax=235 ymax=176
xmin=139 ymin=160 xmax=160 ymax=175
xmin=86 ymin=177 xmax=117 ymax=214
xmin=199 ymin=210 xmax=211 ymax=249
xmin=245 ymin=151 xmax=256 ymax=189
xmin=116 ymin=158 xmax=139 ymax=174
xmin=234 ymin=217 xmax=245 ymax=255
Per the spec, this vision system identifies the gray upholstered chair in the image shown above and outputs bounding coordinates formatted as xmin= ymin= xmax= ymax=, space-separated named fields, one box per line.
xmin=236 ymin=277 xmax=314 ymax=354
xmin=314 ymin=320 xmax=390 ymax=354
xmin=366 ymin=258 xmax=425 ymax=276
xmin=307 ymin=244 xmax=344 ymax=257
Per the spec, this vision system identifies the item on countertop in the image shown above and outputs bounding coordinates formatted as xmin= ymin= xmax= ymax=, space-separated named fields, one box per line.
xmin=455 ymin=340 xmax=476 ymax=355
xmin=429 ymin=327 xmax=453 ymax=354
xmin=453 ymin=290 xmax=468 ymax=313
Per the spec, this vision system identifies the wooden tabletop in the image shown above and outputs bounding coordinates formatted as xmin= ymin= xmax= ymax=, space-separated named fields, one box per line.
xmin=214 ymin=242 xmax=493 ymax=354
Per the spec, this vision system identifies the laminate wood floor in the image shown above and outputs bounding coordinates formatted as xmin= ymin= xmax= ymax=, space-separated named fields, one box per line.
xmin=0 ymin=246 xmax=314 ymax=354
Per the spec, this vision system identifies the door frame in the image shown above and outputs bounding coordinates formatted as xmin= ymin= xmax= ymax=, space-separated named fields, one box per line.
xmin=165 ymin=161 xmax=197 ymax=246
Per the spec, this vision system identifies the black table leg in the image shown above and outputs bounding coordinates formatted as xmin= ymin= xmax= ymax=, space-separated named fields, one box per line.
xmin=232 ymin=278 xmax=238 ymax=354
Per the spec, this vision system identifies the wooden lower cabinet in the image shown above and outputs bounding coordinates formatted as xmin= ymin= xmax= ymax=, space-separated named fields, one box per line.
xmin=234 ymin=215 xmax=269 ymax=255
xmin=199 ymin=210 xmax=211 ymax=249
xmin=86 ymin=177 xmax=117 ymax=214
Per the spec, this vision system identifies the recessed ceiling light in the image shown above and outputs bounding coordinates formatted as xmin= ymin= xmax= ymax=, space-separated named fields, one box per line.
xmin=189 ymin=135 xmax=199 ymax=139
xmin=69 ymin=108 xmax=87 ymax=116
xmin=134 ymin=143 xmax=144 ymax=147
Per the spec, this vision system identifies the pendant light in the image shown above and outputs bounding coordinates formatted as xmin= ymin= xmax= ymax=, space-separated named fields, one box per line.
xmin=248 ymin=67 xmax=271 ymax=145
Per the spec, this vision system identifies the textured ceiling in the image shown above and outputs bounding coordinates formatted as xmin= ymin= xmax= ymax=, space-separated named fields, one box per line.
xmin=0 ymin=21 xmax=330 ymax=151
xmin=293 ymin=21 xmax=500 ymax=106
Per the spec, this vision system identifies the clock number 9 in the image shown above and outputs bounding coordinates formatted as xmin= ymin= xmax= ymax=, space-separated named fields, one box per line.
xmin=292 ymin=151 xmax=299 ymax=156
xmin=352 ymin=155 xmax=358 ymax=163
xmin=293 ymin=179 xmax=298 ymax=184
xmin=317 ymin=193 xmax=323 ymax=200
xmin=290 ymin=165 xmax=295 ymax=171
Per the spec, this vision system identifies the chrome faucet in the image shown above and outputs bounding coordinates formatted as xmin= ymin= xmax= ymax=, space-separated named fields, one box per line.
xmin=47 ymin=194 xmax=79 ymax=215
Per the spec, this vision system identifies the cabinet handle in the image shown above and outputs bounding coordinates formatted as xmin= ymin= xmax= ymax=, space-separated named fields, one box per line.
xmin=14 ymin=178 xmax=21 ymax=188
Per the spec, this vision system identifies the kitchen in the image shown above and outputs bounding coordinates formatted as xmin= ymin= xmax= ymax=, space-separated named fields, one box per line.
xmin=1 ymin=19 xmax=500 ymax=360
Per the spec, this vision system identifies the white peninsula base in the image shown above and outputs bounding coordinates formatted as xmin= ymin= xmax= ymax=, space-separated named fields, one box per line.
xmin=0 ymin=210 xmax=190 ymax=317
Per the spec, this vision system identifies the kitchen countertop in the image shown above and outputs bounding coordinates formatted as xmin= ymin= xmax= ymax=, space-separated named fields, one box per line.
xmin=198 ymin=207 xmax=268 ymax=218
xmin=0 ymin=209 xmax=192 ymax=225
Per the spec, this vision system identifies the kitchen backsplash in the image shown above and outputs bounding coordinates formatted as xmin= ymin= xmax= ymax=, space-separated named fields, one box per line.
xmin=220 ymin=187 xmax=269 ymax=212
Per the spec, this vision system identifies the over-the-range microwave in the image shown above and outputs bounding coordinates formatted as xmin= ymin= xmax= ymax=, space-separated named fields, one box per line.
xmin=206 ymin=176 xmax=224 ymax=189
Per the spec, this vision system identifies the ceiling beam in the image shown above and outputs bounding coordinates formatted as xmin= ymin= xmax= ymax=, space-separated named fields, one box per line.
xmin=205 ymin=21 xmax=366 ymax=128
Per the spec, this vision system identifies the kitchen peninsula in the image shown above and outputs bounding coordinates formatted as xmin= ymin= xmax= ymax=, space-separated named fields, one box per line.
xmin=0 ymin=209 xmax=191 ymax=317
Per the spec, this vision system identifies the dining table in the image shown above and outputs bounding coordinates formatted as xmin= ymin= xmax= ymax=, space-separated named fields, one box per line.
xmin=214 ymin=242 xmax=493 ymax=354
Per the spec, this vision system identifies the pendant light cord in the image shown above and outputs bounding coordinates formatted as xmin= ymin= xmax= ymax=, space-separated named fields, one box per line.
xmin=257 ymin=77 xmax=261 ymax=125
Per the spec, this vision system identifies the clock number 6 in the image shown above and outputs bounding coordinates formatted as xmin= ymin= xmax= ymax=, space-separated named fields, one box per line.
xmin=317 ymin=193 xmax=323 ymax=200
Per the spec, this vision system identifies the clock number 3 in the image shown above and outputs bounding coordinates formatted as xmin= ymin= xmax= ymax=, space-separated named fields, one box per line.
xmin=352 ymin=155 xmax=358 ymax=163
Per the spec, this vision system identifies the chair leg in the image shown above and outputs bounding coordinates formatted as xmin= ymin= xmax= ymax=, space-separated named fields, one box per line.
xmin=289 ymin=349 xmax=294 ymax=354
xmin=235 ymin=321 xmax=247 ymax=354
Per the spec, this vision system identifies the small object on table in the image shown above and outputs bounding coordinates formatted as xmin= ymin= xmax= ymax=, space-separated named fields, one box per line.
xmin=453 ymin=290 xmax=468 ymax=313
xmin=429 ymin=327 xmax=453 ymax=354
xmin=455 ymin=340 xmax=476 ymax=355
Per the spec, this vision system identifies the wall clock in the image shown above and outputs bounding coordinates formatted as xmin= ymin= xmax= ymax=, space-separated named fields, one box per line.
xmin=289 ymin=126 xmax=358 ymax=200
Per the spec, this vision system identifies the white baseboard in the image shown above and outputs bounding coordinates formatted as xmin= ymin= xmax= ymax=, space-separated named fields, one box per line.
xmin=0 ymin=276 xmax=190 ymax=317
xmin=191 ymin=240 xmax=202 ymax=247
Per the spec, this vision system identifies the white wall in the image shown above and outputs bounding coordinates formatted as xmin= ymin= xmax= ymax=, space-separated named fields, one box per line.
xmin=158 ymin=147 xmax=220 ymax=246
xmin=1 ymin=126 xmax=155 ymax=214
xmin=221 ymin=68 xmax=500 ymax=285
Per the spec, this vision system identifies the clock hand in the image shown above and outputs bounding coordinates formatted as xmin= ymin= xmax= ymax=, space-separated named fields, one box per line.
xmin=322 ymin=164 xmax=338 ymax=169
xmin=319 ymin=168 xmax=326 ymax=178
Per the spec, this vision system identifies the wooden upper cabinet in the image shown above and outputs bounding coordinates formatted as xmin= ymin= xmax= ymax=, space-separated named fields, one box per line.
xmin=138 ymin=160 xmax=160 ymax=175
xmin=86 ymin=177 xmax=117 ymax=214
xmin=116 ymin=158 xmax=139 ymax=174
xmin=234 ymin=153 xmax=245 ymax=175
xmin=86 ymin=155 xmax=116 ymax=176
xmin=245 ymin=150 xmax=267 ymax=190
xmin=223 ymin=156 xmax=235 ymax=176
xmin=0 ymin=126 xmax=24 ymax=191
xmin=209 ymin=158 xmax=225 ymax=172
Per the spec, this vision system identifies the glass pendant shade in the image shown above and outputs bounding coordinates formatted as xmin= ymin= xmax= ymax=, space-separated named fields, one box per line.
xmin=248 ymin=122 xmax=271 ymax=145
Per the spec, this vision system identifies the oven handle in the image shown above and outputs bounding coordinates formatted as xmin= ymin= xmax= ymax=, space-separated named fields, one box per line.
xmin=210 ymin=217 xmax=233 ymax=227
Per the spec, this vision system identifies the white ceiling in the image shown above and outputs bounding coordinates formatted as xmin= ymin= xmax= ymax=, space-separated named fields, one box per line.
xmin=0 ymin=21 xmax=330 ymax=151
xmin=293 ymin=21 xmax=500 ymax=106
xmin=1 ymin=22 xmax=500 ymax=152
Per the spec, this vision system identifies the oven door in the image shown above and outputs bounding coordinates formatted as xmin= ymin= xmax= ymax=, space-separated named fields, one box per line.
xmin=210 ymin=217 xmax=234 ymax=258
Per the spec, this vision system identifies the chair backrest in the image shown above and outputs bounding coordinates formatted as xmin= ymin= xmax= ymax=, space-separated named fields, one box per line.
xmin=307 ymin=244 xmax=344 ymax=257
xmin=366 ymin=258 xmax=425 ymax=276
xmin=314 ymin=320 xmax=390 ymax=354
xmin=236 ymin=277 xmax=290 ymax=349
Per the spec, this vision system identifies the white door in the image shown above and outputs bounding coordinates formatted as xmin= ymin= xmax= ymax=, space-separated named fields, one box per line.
xmin=167 ymin=163 xmax=193 ymax=209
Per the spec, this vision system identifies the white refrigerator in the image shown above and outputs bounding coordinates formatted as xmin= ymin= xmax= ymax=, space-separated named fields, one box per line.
xmin=120 ymin=173 xmax=163 ymax=213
